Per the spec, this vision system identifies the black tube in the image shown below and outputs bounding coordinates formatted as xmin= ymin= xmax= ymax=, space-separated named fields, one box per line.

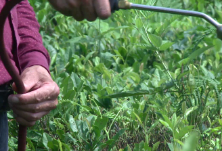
xmin=109 ymin=0 xmax=119 ymax=12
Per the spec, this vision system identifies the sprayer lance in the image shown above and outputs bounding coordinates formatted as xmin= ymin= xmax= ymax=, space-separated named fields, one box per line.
xmin=109 ymin=0 xmax=222 ymax=40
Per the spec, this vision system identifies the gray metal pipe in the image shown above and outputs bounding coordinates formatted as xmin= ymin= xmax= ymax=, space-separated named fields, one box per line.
xmin=131 ymin=4 xmax=221 ymax=28
xmin=115 ymin=0 xmax=222 ymax=39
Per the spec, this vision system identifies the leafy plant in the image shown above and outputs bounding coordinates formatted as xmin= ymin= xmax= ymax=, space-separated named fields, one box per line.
xmin=7 ymin=0 xmax=222 ymax=150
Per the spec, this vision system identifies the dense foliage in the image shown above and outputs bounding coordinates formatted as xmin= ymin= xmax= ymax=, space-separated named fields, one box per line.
xmin=7 ymin=0 xmax=222 ymax=150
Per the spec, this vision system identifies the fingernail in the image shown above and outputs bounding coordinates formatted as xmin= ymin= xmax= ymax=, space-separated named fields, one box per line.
xmin=11 ymin=96 xmax=19 ymax=103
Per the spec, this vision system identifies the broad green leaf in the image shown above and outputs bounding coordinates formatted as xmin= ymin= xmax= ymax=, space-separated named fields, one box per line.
xmin=76 ymin=120 xmax=89 ymax=140
xmin=68 ymin=36 xmax=82 ymax=43
xmin=48 ymin=140 xmax=59 ymax=151
xmin=178 ymin=45 xmax=213 ymax=66
xmin=183 ymin=132 xmax=198 ymax=151
xmin=162 ymin=115 xmax=173 ymax=130
xmin=148 ymin=34 xmax=162 ymax=47
xmin=167 ymin=143 xmax=174 ymax=151
xmin=42 ymin=133 xmax=52 ymax=149
xmin=69 ymin=115 xmax=78 ymax=132
xmin=70 ymin=72 xmax=83 ymax=89
xmin=152 ymin=141 xmax=160 ymax=151
xmin=213 ymin=39 xmax=222 ymax=52
xmin=174 ymin=139 xmax=184 ymax=145
xmin=94 ymin=117 xmax=108 ymax=130
xmin=159 ymin=119 xmax=173 ymax=132
xmin=159 ymin=42 xmax=174 ymax=51
xmin=175 ymin=126 xmax=194 ymax=140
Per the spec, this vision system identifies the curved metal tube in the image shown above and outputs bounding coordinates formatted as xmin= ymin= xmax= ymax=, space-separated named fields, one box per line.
xmin=0 ymin=0 xmax=26 ymax=151
xmin=130 ymin=4 xmax=222 ymax=28
xmin=117 ymin=0 xmax=222 ymax=39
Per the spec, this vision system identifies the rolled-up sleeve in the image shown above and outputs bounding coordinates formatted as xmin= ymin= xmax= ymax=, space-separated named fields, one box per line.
xmin=16 ymin=0 xmax=50 ymax=73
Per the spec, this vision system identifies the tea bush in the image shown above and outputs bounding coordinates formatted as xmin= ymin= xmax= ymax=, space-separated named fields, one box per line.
xmin=7 ymin=0 xmax=222 ymax=150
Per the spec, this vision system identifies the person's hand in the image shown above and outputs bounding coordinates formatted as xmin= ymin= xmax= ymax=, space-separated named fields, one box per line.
xmin=8 ymin=65 xmax=60 ymax=127
xmin=48 ymin=0 xmax=111 ymax=21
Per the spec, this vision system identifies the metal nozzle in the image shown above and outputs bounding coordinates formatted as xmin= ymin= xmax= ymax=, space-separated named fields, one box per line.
xmin=118 ymin=0 xmax=131 ymax=9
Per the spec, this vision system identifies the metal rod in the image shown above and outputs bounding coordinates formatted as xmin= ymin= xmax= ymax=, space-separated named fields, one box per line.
xmin=130 ymin=4 xmax=222 ymax=28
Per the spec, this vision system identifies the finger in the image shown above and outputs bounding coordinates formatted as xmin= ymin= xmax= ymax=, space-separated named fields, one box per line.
xmin=94 ymin=0 xmax=111 ymax=19
xmin=63 ymin=0 xmax=84 ymax=21
xmin=13 ymin=66 xmax=52 ymax=95
xmin=48 ymin=0 xmax=73 ymax=16
xmin=71 ymin=7 xmax=84 ymax=21
xmin=13 ymin=108 xmax=49 ymax=123
xmin=81 ymin=0 xmax=97 ymax=21
xmin=11 ymin=99 xmax=58 ymax=113
xmin=15 ymin=116 xmax=36 ymax=127
xmin=8 ymin=82 xmax=59 ymax=105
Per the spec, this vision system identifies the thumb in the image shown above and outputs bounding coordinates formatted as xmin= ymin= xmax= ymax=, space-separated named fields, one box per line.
xmin=11 ymin=79 xmax=35 ymax=94
xmin=12 ymin=72 xmax=39 ymax=94
xmin=12 ymin=66 xmax=51 ymax=94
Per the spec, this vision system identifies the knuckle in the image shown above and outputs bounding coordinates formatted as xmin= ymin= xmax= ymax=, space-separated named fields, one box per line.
xmin=34 ymin=91 xmax=43 ymax=102
xmin=33 ymin=105 xmax=40 ymax=113
xmin=45 ymin=103 xmax=51 ymax=110
xmin=31 ymin=114 xmax=40 ymax=121
xmin=46 ymin=83 xmax=60 ymax=100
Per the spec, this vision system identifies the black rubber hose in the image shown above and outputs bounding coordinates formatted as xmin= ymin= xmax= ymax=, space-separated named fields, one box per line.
xmin=109 ymin=0 xmax=119 ymax=12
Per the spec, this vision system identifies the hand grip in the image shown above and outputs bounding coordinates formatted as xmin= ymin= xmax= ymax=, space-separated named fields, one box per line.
xmin=109 ymin=0 xmax=119 ymax=12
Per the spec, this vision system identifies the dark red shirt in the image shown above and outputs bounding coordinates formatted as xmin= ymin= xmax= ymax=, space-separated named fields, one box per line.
xmin=0 ymin=0 xmax=50 ymax=85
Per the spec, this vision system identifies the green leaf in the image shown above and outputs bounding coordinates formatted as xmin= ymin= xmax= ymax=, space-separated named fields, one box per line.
xmin=213 ymin=39 xmax=222 ymax=52
xmin=159 ymin=42 xmax=174 ymax=51
xmin=183 ymin=132 xmax=198 ymax=151
xmin=48 ymin=139 xmax=60 ymax=151
xmin=148 ymin=34 xmax=162 ymax=47
xmin=69 ymin=115 xmax=78 ymax=132
xmin=159 ymin=119 xmax=173 ymax=132
xmin=108 ymin=129 xmax=126 ymax=149
xmin=70 ymin=72 xmax=83 ymax=90
xmin=152 ymin=141 xmax=160 ymax=151
xmin=133 ymin=112 xmax=143 ymax=126
xmin=184 ymin=106 xmax=198 ymax=118
xmin=167 ymin=143 xmax=174 ymax=151
xmin=175 ymin=126 xmax=194 ymax=140
xmin=94 ymin=117 xmax=108 ymax=130
xmin=172 ymin=113 xmax=177 ymax=129
xmin=133 ymin=141 xmax=151 ymax=151
xmin=178 ymin=45 xmax=213 ymax=66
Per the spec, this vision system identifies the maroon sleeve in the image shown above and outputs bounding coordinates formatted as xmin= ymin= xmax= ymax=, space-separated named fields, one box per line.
xmin=16 ymin=0 xmax=50 ymax=73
